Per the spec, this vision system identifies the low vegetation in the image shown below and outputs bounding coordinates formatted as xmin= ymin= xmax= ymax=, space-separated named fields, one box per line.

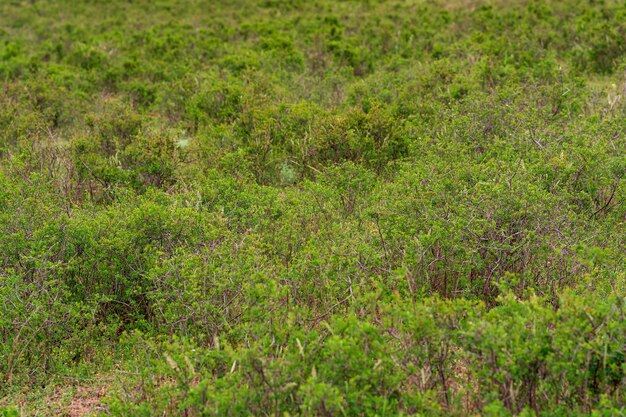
xmin=1 ymin=0 xmax=625 ymax=415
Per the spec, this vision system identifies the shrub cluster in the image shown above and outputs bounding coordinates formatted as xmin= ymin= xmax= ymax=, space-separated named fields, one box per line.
xmin=0 ymin=0 xmax=625 ymax=415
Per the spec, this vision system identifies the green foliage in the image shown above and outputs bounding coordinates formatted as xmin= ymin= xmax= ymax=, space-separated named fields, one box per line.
xmin=1 ymin=0 xmax=626 ymax=415
xmin=0 ymin=407 xmax=18 ymax=417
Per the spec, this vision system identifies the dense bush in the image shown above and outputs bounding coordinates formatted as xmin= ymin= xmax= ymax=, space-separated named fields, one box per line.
xmin=0 ymin=0 xmax=625 ymax=415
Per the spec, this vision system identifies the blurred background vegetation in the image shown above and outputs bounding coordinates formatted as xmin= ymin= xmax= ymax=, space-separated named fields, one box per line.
xmin=0 ymin=0 xmax=625 ymax=415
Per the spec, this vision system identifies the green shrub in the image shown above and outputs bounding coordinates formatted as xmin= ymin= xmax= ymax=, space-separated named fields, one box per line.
xmin=2 ymin=0 xmax=626 ymax=415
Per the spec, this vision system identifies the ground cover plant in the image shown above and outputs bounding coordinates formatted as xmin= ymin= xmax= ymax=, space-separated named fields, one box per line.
xmin=0 ymin=0 xmax=625 ymax=415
